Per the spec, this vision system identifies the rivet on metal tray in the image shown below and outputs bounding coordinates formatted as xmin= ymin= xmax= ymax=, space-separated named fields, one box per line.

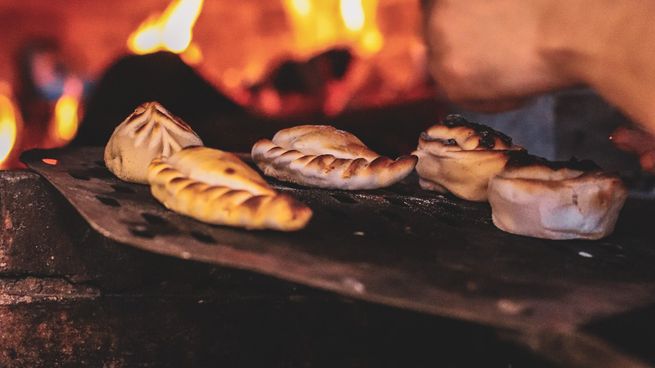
xmin=129 ymin=226 xmax=155 ymax=239
xmin=497 ymin=299 xmax=527 ymax=315
xmin=141 ymin=212 xmax=168 ymax=225
xmin=331 ymin=193 xmax=358 ymax=204
xmin=342 ymin=277 xmax=365 ymax=293
xmin=578 ymin=251 xmax=594 ymax=258
xmin=69 ymin=171 xmax=91 ymax=181
xmin=111 ymin=184 xmax=136 ymax=194
xmin=190 ymin=231 xmax=216 ymax=244
xmin=95 ymin=195 xmax=120 ymax=207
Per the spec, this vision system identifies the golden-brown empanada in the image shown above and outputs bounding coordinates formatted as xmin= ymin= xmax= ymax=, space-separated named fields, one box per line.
xmin=251 ymin=125 xmax=417 ymax=190
xmin=148 ymin=146 xmax=312 ymax=231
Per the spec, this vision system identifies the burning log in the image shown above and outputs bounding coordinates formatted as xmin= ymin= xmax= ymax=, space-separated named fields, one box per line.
xmin=0 ymin=83 xmax=23 ymax=169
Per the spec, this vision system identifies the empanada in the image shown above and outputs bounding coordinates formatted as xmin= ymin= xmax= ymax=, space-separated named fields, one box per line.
xmin=488 ymin=152 xmax=627 ymax=240
xmin=148 ymin=146 xmax=312 ymax=231
xmin=105 ymin=101 xmax=203 ymax=184
xmin=414 ymin=115 xmax=523 ymax=201
xmin=251 ymin=125 xmax=417 ymax=190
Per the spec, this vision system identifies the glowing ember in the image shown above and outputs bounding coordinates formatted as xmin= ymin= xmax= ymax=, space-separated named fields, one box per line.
xmin=42 ymin=158 xmax=59 ymax=166
xmin=128 ymin=0 xmax=204 ymax=63
xmin=0 ymin=83 xmax=19 ymax=168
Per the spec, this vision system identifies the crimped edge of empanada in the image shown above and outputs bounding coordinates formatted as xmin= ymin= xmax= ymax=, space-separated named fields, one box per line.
xmin=252 ymin=139 xmax=417 ymax=190
xmin=148 ymin=154 xmax=312 ymax=231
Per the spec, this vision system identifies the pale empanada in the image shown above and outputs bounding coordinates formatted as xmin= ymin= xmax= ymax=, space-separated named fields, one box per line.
xmin=105 ymin=101 xmax=203 ymax=184
xmin=414 ymin=114 xmax=523 ymax=201
xmin=488 ymin=152 xmax=627 ymax=240
xmin=251 ymin=125 xmax=417 ymax=190
xmin=148 ymin=146 xmax=312 ymax=231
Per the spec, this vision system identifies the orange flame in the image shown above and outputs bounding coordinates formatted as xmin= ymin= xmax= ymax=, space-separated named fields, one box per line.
xmin=48 ymin=78 xmax=82 ymax=147
xmin=128 ymin=0 xmax=204 ymax=64
xmin=53 ymin=95 xmax=80 ymax=143
xmin=0 ymin=83 xmax=19 ymax=169
xmin=283 ymin=0 xmax=383 ymax=58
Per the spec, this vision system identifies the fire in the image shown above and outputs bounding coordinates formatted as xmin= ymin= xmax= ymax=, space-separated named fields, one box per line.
xmin=48 ymin=78 xmax=82 ymax=147
xmin=340 ymin=0 xmax=365 ymax=32
xmin=53 ymin=95 xmax=80 ymax=143
xmin=127 ymin=0 xmax=204 ymax=64
xmin=0 ymin=95 xmax=18 ymax=167
xmin=0 ymin=83 xmax=19 ymax=169
xmin=283 ymin=0 xmax=383 ymax=58
xmin=290 ymin=0 xmax=312 ymax=16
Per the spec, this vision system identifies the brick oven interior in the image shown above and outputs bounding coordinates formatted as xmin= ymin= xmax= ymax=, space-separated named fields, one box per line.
xmin=2 ymin=1 xmax=655 ymax=367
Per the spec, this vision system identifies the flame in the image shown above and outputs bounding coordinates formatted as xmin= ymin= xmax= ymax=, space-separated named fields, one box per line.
xmin=47 ymin=78 xmax=82 ymax=147
xmin=0 ymin=92 xmax=18 ymax=167
xmin=340 ymin=0 xmax=365 ymax=32
xmin=290 ymin=0 xmax=312 ymax=16
xmin=53 ymin=94 xmax=80 ymax=143
xmin=283 ymin=0 xmax=383 ymax=57
xmin=128 ymin=0 xmax=204 ymax=63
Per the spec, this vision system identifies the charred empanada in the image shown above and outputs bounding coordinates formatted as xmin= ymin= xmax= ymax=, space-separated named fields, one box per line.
xmin=251 ymin=125 xmax=417 ymax=190
xmin=414 ymin=115 xmax=523 ymax=201
xmin=148 ymin=146 xmax=312 ymax=231
xmin=488 ymin=152 xmax=627 ymax=240
xmin=105 ymin=102 xmax=203 ymax=184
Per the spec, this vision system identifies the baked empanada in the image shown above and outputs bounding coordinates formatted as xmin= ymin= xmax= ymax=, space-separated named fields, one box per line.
xmin=148 ymin=146 xmax=312 ymax=231
xmin=105 ymin=101 xmax=203 ymax=184
xmin=414 ymin=115 xmax=523 ymax=201
xmin=251 ymin=125 xmax=417 ymax=190
xmin=488 ymin=152 xmax=627 ymax=240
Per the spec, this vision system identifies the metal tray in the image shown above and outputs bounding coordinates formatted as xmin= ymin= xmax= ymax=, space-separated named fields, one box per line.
xmin=21 ymin=148 xmax=655 ymax=343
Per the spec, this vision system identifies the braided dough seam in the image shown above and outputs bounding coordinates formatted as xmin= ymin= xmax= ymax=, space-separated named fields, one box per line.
xmin=252 ymin=125 xmax=417 ymax=190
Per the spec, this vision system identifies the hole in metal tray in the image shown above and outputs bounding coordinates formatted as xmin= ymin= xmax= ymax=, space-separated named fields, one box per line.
xmin=129 ymin=226 xmax=156 ymax=239
xmin=96 ymin=195 xmax=120 ymax=207
xmin=141 ymin=213 xmax=168 ymax=225
xmin=190 ymin=231 xmax=216 ymax=244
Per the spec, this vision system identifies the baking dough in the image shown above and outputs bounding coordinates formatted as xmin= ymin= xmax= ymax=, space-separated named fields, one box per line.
xmin=105 ymin=101 xmax=203 ymax=184
xmin=414 ymin=114 xmax=523 ymax=201
xmin=148 ymin=146 xmax=312 ymax=231
xmin=488 ymin=152 xmax=627 ymax=240
xmin=252 ymin=125 xmax=417 ymax=189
